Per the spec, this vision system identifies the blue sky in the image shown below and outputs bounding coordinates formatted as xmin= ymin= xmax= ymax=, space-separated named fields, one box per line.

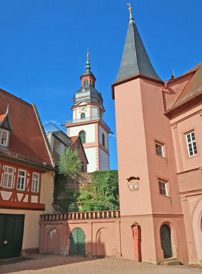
xmin=0 ymin=0 xmax=201 ymax=170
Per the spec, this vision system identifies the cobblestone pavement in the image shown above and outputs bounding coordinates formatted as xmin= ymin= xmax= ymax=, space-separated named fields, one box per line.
xmin=0 ymin=254 xmax=202 ymax=274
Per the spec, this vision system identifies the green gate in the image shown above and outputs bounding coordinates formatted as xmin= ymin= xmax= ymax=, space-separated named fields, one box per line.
xmin=0 ymin=214 xmax=25 ymax=259
xmin=160 ymin=224 xmax=173 ymax=258
xmin=69 ymin=228 xmax=85 ymax=256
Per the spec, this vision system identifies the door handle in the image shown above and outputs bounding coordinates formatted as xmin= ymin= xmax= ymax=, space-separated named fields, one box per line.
xmin=3 ymin=240 xmax=8 ymax=244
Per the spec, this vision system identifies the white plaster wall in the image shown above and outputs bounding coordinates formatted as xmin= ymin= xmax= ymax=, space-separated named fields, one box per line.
xmin=47 ymin=134 xmax=54 ymax=150
xmin=99 ymin=125 xmax=109 ymax=149
xmin=53 ymin=137 xmax=66 ymax=154
xmin=69 ymin=124 xmax=95 ymax=143
xmin=92 ymin=106 xmax=98 ymax=117
xmin=99 ymin=148 xmax=110 ymax=171
xmin=85 ymin=147 xmax=97 ymax=172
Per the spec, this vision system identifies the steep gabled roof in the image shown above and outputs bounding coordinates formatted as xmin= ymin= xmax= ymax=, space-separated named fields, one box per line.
xmin=70 ymin=136 xmax=89 ymax=164
xmin=0 ymin=89 xmax=54 ymax=169
xmin=114 ymin=7 xmax=160 ymax=83
xmin=167 ymin=63 xmax=202 ymax=112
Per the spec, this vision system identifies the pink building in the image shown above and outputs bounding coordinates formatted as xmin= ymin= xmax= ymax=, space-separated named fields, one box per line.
xmin=112 ymin=6 xmax=202 ymax=264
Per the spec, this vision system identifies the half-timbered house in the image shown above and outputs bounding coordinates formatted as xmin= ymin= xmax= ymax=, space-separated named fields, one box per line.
xmin=0 ymin=89 xmax=55 ymax=259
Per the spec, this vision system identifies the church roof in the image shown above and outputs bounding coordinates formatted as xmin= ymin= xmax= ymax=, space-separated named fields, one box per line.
xmin=73 ymin=86 xmax=103 ymax=105
xmin=114 ymin=7 xmax=160 ymax=83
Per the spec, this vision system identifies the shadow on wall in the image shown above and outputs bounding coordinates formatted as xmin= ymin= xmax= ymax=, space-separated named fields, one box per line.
xmin=39 ymin=222 xmax=120 ymax=258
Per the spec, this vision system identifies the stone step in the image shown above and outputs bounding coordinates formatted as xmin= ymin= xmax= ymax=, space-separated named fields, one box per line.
xmin=164 ymin=258 xmax=181 ymax=265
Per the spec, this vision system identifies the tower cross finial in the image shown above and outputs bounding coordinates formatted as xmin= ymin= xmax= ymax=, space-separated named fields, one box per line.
xmin=85 ymin=48 xmax=91 ymax=71
xmin=126 ymin=3 xmax=134 ymax=21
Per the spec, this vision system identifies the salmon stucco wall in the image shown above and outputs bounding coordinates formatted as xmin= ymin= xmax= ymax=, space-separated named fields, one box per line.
xmin=39 ymin=218 xmax=121 ymax=257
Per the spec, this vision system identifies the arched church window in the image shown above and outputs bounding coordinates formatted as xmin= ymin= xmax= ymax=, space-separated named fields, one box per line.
xmin=79 ymin=131 xmax=85 ymax=144
xmin=81 ymin=113 xmax=85 ymax=119
xmin=102 ymin=133 xmax=105 ymax=147
xmin=84 ymin=80 xmax=89 ymax=86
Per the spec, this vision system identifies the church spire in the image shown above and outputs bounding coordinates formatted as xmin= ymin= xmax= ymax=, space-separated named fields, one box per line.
xmin=115 ymin=4 xmax=161 ymax=83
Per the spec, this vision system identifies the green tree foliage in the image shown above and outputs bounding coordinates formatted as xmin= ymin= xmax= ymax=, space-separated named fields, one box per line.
xmin=54 ymin=147 xmax=81 ymax=213
xmin=78 ymin=170 xmax=119 ymax=212
xmin=57 ymin=147 xmax=81 ymax=176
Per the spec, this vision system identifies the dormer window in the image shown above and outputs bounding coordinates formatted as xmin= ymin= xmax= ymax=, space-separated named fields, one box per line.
xmin=0 ymin=129 xmax=9 ymax=147
xmin=0 ymin=106 xmax=13 ymax=148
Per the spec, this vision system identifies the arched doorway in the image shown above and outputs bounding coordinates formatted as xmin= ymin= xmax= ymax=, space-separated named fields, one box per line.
xmin=131 ymin=223 xmax=141 ymax=262
xmin=160 ymin=224 xmax=173 ymax=258
xmin=69 ymin=228 xmax=85 ymax=256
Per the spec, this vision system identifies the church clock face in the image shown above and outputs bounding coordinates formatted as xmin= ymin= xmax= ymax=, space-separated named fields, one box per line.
xmin=80 ymin=106 xmax=86 ymax=112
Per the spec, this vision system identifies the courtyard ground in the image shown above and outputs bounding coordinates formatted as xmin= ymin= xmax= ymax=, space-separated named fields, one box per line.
xmin=0 ymin=254 xmax=202 ymax=274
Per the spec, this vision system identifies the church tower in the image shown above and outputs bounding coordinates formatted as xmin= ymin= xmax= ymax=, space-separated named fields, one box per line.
xmin=66 ymin=51 xmax=110 ymax=172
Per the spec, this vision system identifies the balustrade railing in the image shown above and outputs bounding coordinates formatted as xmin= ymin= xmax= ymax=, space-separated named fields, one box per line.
xmin=40 ymin=210 xmax=120 ymax=222
xmin=65 ymin=116 xmax=110 ymax=131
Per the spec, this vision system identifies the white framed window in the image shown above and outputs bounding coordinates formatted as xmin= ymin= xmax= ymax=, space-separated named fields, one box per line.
xmin=2 ymin=166 xmax=14 ymax=189
xmin=31 ymin=172 xmax=40 ymax=193
xmin=155 ymin=142 xmax=165 ymax=157
xmin=186 ymin=131 xmax=197 ymax=157
xmin=17 ymin=169 xmax=26 ymax=191
xmin=158 ymin=180 xmax=168 ymax=196
xmin=0 ymin=130 xmax=9 ymax=147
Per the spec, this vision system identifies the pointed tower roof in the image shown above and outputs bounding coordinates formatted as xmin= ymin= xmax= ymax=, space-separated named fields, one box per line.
xmin=115 ymin=5 xmax=160 ymax=83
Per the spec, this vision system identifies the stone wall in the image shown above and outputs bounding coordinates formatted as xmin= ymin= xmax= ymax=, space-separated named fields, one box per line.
xmin=53 ymin=173 xmax=93 ymax=212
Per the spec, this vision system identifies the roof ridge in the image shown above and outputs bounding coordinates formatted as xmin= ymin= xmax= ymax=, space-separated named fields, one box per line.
xmin=168 ymin=72 xmax=196 ymax=111
xmin=0 ymin=88 xmax=32 ymax=107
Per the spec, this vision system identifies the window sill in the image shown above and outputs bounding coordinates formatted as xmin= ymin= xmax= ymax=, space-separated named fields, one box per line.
xmin=16 ymin=189 xmax=26 ymax=192
xmin=0 ymin=186 xmax=13 ymax=190
xmin=159 ymin=193 xmax=170 ymax=199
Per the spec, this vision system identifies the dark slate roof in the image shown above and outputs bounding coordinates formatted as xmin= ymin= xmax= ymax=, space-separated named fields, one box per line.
xmin=81 ymin=70 xmax=94 ymax=77
xmin=52 ymin=131 xmax=72 ymax=147
xmin=115 ymin=15 xmax=160 ymax=83
xmin=73 ymin=86 xmax=103 ymax=105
